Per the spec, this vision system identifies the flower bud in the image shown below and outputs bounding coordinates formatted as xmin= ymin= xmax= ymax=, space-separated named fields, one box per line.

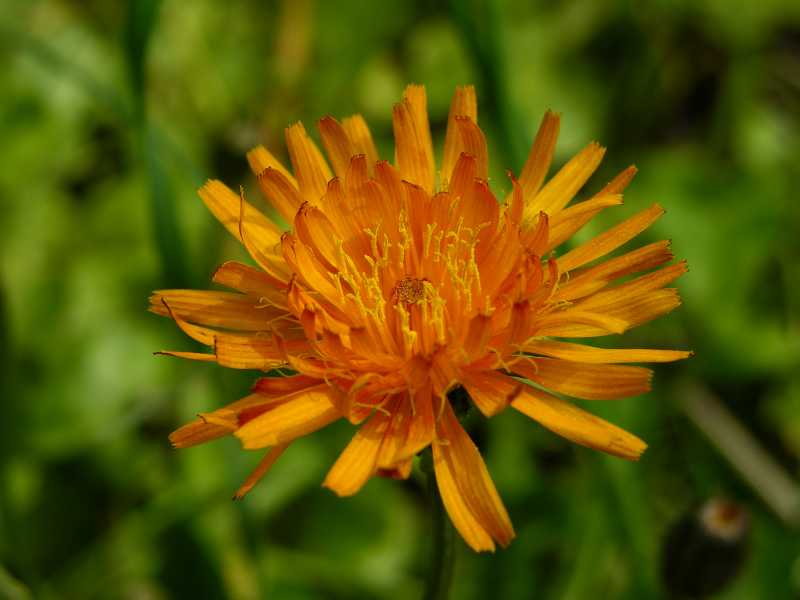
xmin=661 ymin=497 xmax=749 ymax=598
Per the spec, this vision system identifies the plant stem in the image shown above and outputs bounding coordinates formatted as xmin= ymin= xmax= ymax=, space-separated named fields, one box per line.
xmin=422 ymin=449 xmax=455 ymax=600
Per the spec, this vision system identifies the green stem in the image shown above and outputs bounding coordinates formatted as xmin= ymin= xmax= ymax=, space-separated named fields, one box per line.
xmin=421 ymin=449 xmax=455 ymax=600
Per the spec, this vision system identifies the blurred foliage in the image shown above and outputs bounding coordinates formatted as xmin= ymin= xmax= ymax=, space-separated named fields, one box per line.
xmin=1 ymin=0 xmax=800 ymax=598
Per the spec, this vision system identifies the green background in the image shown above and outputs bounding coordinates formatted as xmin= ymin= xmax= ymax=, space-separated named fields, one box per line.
xmin=2 ymin=1 xmax=800 ymax=598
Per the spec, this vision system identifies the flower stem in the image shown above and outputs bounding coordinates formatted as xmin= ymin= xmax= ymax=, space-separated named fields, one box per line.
xmin=421 ymin=449 xmax=455 ymax=600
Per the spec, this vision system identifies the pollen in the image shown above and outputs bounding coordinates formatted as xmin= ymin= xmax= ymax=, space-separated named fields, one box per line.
xmin=395 ymin=276 xmax=426 ymax=304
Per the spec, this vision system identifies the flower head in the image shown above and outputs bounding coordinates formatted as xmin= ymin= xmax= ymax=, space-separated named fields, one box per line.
xmin=152 ymin=85 xmax=689 ymax=552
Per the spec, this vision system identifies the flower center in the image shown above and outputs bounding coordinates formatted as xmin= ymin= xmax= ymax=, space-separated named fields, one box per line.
xmin=395 ymin=276 xmax=426 ymax=304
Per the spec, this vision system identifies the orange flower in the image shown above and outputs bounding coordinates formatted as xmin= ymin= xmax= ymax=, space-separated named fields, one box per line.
xmin=152 ymin=85 xmax=690 ymax=552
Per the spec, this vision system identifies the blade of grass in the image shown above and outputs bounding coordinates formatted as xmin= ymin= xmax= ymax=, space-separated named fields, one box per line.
xmin=681 ymin=382 xmax=800 ymax=528
xmin=449 ymin=0 xmax=529 ymax=172
xmin=124 ymin=0 xmax=190 ymax=286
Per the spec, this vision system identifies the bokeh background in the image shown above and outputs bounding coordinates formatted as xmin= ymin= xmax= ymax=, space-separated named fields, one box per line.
xmin=2 ymin=1 xmax=800 ymax=598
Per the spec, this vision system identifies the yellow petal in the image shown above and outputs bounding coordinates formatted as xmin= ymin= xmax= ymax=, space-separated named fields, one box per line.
xmin=555 ymin=240 xmax=673 ymax=302
xmin=323 ymin=408 xmax=393 ymax=496
xmin=170 ymin=393 xmax=272 ymax=448
xmin=435 ymin=403 xmax=515 ymax=550
xmin=524 ymin=340 xmax=692 ymax=364
xmin=246 ymin=144 xmax=297 ymax=187
xmin=533 ymin=310 xmax=628 ymax=338
xmin=512 ymin=387 xmax=647 ymax=460
xmin=546 ymin=194 xmax=623 ymax=251
xmin=235 ymin=385 xmax=342 ymax=449
xmin=557 ymin=204 xmax=664 ymax=273
xmin=577 ymin=261 xmax=687 ymax=310
xmin=589 ymin=288 xmax=683 ymax=331
xmin=598 ymin=164 xmax=637 ymax=195
xmin=149 ymin=289 xmax=286 ymax=331
xmin=198 ymin=180 xmax=291 ymax=282
xmin=155 ymin=350 xmax=216 ymax=362
xmin=214 ymin=333 xmax=302 ymax=370
xmin=513 ymin=358 xmax=652 ymax=400
xmin=517 ymin=110 xmax=560 ymax=201
xmin=433 ymin=437 xmax=495 ymax=552
xmin=524 ymin=141 xmax=605 ymax=221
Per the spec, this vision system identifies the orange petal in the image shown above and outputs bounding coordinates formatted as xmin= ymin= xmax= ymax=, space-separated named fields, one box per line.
xmin=233 ymin=443 xmax=290 ymax=499
xmin=170 ymin=418 xmax=231 ymax=448
xmin=459 ymin=314 xmax=492 ymax=364
xmin=376 ymin=399 xmax=414 ymax=469
xmin=212 ymin=260 xmax=288 ymax=298
xmin=256 ymin=167 xmax=305 ymax=225
xmin=215 ymin=333 xmax=304 ymax=370
xmin=393 ymin=85 xmax=435 ymax=194
xmin=252 ymin=374 xmax=322 ymax=396
xmin=294 ymin=203 xmax=342 ymax=270
xmin=318 ymin=116 xmax=356 ymax=179
xmin=577 ymin=261 xmax=687 ymax=310
xmin=448 ymin=153 xmax=477 ymax=199
xmin=546 ymin=194 xmax=623 ymax=251
xmin=155 ymin=350 xmax=216 ymax=362
xmin=512 ymin=387 xmax=647 ymax=460
xmin=169 ymin=392 xmax=274 ymax=448
xmin=285 ymin=122 xmax=333 ymax=203
xmin=441 ymin=85 xmax=478 ymax=187
xmin=555 ymin=240 xmax=673 ymax=302
xmin=506 ymin=176 xmax=524 ymax=224
xmin=433 ymin=436 xmax=495 ymax=552
xmin=557 ymin=204 xmax=664 ymax=273
xmin=434 ymin=403 xmax=515 ymax=551
xmin=198 ymin=180 xmax=288 ymax=277
xmin=323 ymin=408 xmax=393 ymax=496
xmin=159 ymin=300 xmax=216 ymax=346
xmin=235 ymin=385 xmax=342 ymax=449
xmin=513 ymin=358 xmax=652 ymax=400
xmin=517 ymin=110 xmax=560 ymax=201
xmin=461 ymin=370 xmax=521 ymax=417
xmin=281 ymin=233 xmax=341 ymax=299
xmin=149 ymin=290 xmax=286 ymax=331
xmin=246 ymin=145 xmax=297 ymax=187
xmin=399 ymin=385 xmax=436 ymax=460
xmin=520 ymin=211 xmax=549 ymax=255
xmin=524 ymin=141 xmax=605 ymax=221
xmin=598 ymin=165 xmax=637 ymax=195
xmin=533 ymin=310 xmax=628 ymax=338
xmin=523 ymin=340 xmax=692 ymax=364
xmin=377 ymin=457 xmax=413 ymax=480
xmin=584 ymin=288 xmax=683 ymax=331
xmin=454 ymin=116 xmax=488 ymax=180
xmin=342 ymin=114 xmax=379 ymax=168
